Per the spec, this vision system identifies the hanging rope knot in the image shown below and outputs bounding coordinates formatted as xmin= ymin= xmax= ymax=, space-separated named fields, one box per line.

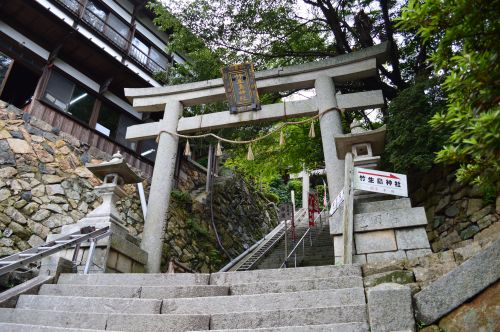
xmin=155 ymin=129 xmax=173 ymax=143
xmin=318 ymin=107 xmax=343 ymax=120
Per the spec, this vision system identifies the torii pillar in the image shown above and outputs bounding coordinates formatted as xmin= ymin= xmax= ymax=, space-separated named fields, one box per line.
xmin=316 ymin=76 xmax=345 ymax=201
xmin=141 ymin=101 xmax=182 ymax=273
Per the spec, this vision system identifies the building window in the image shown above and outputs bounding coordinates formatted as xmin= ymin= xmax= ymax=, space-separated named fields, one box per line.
xmin=59 ymin=0 xmax=81 ymax=14
xmin=42 ymin=70 xmax=143 ymax=152
xmin=139 ymin=139 xmax=158 ymax=162
xmin=81 ymin=1 xmax=129 ymax=49
xmin=105 ymin=13 xmax=129 ymax=49
xmin=0 ymin=52 xmax=14 ymax=95
xmin=96 ymin=103 xmax=138 ymax=150
xmin=67 ymin=85 xmax=95 ymax=124
xmin=43 ymin=71 xmax=94 ymax=124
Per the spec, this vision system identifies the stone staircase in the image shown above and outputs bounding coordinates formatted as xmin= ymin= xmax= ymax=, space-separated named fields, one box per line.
xmin=254 ymin=223 xmax=309 ymax=269
xmin=300 ymin=223 xmax=335 ymax=267
xmin=255 ymin=217 xmax=335 ymax=269
xmin=0 ymin=265 xmax=369 ymax=331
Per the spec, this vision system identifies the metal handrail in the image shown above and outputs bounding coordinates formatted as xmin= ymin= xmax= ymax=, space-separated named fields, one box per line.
xmin=236 ymin=209 xmax=307 ymax=271
xmin=54 ymin=0 xmax=167 ymax=74
xmin=220 ymin=208 xmax=307 ymax=272
xmin=0 ymin=226 xmax=111 ymax=276
xmin=280 ymin=208 xmax=327 ymax=268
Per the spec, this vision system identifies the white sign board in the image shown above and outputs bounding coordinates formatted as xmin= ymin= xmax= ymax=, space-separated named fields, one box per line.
xmin=353 ymin=167 xmax=408 ymax=197
xmin=329 ymin=188 xmax=344 ymax=216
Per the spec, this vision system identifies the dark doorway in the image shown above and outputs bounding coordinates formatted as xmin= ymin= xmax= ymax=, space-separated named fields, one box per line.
xmin=0 ymin=61 xmax=39 ymax=108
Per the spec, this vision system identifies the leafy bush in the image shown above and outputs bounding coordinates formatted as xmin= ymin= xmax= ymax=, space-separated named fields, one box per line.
xmin=399 ymin=0 xmax=500 ymax=192
xmin=264 ymin=191 xmax=280 ymax=203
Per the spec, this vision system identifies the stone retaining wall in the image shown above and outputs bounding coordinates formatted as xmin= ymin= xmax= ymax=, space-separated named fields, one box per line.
xmin=410 ymin=167 xmax=499 ymax=252
xmin=362 ymin=236 xmax=497 ymax=294
xmin=362 ymin=238 xmax=499 ymax=331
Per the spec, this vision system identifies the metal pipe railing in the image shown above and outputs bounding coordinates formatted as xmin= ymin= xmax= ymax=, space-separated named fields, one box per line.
xmin=280 ymin=208 xmax=327 ymax=268
xmin=219 ymin=208 xmax=307 ymax=272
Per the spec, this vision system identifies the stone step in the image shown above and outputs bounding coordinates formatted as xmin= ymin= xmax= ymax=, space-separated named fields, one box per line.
xmin=195 ymin=322 xmax=369 ymax=332
xmin=39 ymin=284 xmax=229 ymax=299
xmin=304 ymin=250 xmax=334 ymax=255
xmin=229 ymin=276 xmax=363 ymax=295
xmin=355 ymin=198 xmax=411 ymax=214
xmin=16 ymin=295 xmax=162 ymax=314
xmin=211 ymin=264 xmax=361 ymax=285
xmin=0 ymin=323 xmax=109 ymax=332
xmin=300 ymin=260 xmax=337 ymax=267
xmin=300 ymin=255 xmax=335 ymax=261
xmin=162 ymin=288 xmax=365 ymax=315
xmin=210 ymin=305 xmax=368 ymax=330
xmin=0 ymin=308 xmax=210 ymax=331
xmin=57 ymin=273 xmax=210 ymax=286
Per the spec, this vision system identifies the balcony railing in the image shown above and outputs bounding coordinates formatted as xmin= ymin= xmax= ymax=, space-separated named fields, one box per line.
xmin=55 ymin=0 xmax=167 ymax=75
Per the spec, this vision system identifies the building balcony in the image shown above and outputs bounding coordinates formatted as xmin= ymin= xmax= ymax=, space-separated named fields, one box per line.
xmin=54 ymin=0 xmax=169 ymax=77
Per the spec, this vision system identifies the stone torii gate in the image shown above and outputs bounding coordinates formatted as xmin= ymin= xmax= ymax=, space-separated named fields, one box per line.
xmin=125 ymin=43 xmax=389 ymax=272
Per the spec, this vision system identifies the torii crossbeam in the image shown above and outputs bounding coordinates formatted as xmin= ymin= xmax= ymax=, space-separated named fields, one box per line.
xmin=125 ymin=43 xmax=389 ymax=272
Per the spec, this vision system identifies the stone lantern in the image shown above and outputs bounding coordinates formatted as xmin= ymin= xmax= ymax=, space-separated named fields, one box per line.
xmin=76 ymin=151 xmax=142 ymax=235
xmin=330 ymin=121 xmax=432 ymax=265
xmin=333 ymin=120 xmax=386 ymax=169
xmin=45 ymin=152 xmax=148 ymax=274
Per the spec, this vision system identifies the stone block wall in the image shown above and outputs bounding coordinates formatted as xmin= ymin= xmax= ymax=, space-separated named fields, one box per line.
xmin=362 ymin=237 xmax=496 ymax=293
xmin=163 ymin=175 xmax=278 ymax=272
xmin=331 ymin=200 xmax=432 ymax=264
xmin=410 ymin=167 xmax=499 ymax=252
xmin=176 ymin=159 xmax=207 ymax=193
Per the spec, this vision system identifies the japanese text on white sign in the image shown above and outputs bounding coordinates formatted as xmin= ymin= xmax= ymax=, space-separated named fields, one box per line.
xmin=353 ymin=168 xmax=408 ymax=197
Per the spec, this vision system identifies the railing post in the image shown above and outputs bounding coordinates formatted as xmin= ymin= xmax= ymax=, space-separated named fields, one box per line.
xmin=283 ymin=218 xmax=288 ymax=268
xmin=83 ymin=238 xmax=97 ymax=274
xmin=342 ymin=152 xmax=355 ymax=264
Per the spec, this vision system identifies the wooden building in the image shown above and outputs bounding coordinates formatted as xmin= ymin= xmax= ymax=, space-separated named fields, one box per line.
xmin=0 ymin=0 xmax=184 ymax=176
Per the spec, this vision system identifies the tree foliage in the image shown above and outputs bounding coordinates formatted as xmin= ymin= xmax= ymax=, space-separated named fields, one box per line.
xmin=224 ymin=119 xmax=324 ymax=182
xmin=398 ymin=0 xmax=500 ymax=190
xmin=383 ymin=77 xmax=448 ymax=173
xmin=153 ymin=0 xmax=430 ymax=99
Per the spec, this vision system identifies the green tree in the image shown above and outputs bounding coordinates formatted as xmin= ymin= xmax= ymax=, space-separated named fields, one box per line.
xmin=154 ymin=0 xmax=431 ymax=100
xmin=398 ymin=0 xmax=500 ymax=192
xmin=384 ymin=77 xmax=448 ymax=173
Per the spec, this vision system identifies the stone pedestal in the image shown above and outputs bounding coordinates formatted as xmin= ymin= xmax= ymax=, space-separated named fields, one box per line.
xmin=330 ymin=123 xmax=432 ymax=264
xmin=367 ymin=283 xmax=415 ymax=332
xmin=46 ymin=225 xmax=147 ymax=274
xmin=331 ymin=198 xmax=432 ymax=263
